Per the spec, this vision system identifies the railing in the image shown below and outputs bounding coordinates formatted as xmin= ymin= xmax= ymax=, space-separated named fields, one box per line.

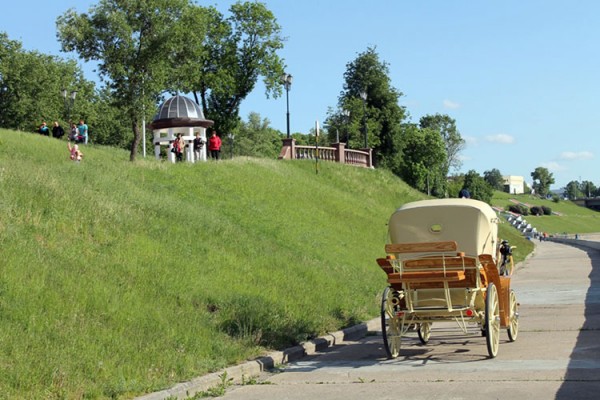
xmin=278 ymin=138 xmax=372 ymax=168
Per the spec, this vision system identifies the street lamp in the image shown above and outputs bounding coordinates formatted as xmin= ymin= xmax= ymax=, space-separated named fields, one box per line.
xmin=360 ymin=91 xmax=367 ymax=148
xmin=227 ymin=133 xmax=235 ymax=159
xmin=341 ymin=109 xmax=350 ymax=145
xmin=282 ymin=73 xmax=293 ymax=138
xmin=61 ymin=88 xmax=77 ymax=122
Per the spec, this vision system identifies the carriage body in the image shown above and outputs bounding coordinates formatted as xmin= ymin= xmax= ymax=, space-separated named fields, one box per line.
xmin=377 ymin=199 xmax=519 ymax=358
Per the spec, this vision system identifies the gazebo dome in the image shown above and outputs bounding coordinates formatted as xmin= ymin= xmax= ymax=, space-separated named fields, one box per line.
xmin=151 ymin=95 xmax=213 ymax=129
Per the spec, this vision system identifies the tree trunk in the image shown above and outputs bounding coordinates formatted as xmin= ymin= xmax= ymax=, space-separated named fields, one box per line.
xmin=129 ymin=119 xmax=140 ymax=161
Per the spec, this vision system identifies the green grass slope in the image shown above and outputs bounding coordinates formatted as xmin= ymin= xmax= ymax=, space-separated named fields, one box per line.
xmin=1 ymin=129 xmax=429 ymax=398
xmin=0 ymin=129 xmax=546 ymax=398
xmin=492 ymin=191 xmax=600 ymax=235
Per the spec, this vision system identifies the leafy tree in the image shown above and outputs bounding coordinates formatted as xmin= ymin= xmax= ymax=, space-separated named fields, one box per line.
xmin=91 ymin=86 xmax=134 ymax=149
xmin=0 ymin=32 xmax=94 ymax=131
xmin=328 ymin=46 xmax=407 ymax=171
xmin=234 ymin=112 xmax=282 ymax=158
xmin=483 ymin=168 xmax=505 ymax=191
xmin=396 ymin=124 xmax=446 ymax=196
xmin=179 ymin=2 xmax=285 ymax=135
xmin=57 ymin=0 xmax=205 ymax=161
xmin=564 ymin=180 xmax=582 ymax=200
xmin=580 ymin=180 xmax=596 ymax=198
xmin=530 ymin=167 xmax=555 ymax=197
xmin=462 ymin=170 xmax=494 ymax=204
xmin=419 ymin=114 xmax=464 ymax=173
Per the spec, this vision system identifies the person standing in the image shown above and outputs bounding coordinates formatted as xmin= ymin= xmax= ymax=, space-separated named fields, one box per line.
xmin=77 ymin=119 xmax=88 ymax=144
xmin=38 ymin=121 xmax=50 ymax=136
xmin=193 ymin=131 xmax=205 ymax=162
xmin=172 ymin=133 xmax=184 ymax=162
xmin=69 ymin=122 xmax=78 ymax=141
xmin=208 ymin=131 xmax=222 ymax=160
xmin=52 ymin=121 xmax=65 ymax=139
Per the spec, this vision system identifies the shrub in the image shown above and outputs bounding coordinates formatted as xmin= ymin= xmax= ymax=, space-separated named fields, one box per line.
xmin=507 ymin=204 xmax=529 ymax=215
xmin=530 ymin=206 xmax=543 ymax=216
xmin=542 ymin=205 xmax=552 ymax=215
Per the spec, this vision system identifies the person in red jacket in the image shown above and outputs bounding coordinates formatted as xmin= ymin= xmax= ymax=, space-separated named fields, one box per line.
xmin=208 ymin=131 xmax=222 ymax=160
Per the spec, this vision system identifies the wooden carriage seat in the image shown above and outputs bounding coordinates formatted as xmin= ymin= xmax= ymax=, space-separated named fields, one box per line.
xmin=380 ymin=241 xmax=479 ymax=289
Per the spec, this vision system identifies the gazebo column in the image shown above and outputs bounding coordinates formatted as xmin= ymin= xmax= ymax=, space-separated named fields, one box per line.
xmin=168 ymin=128 xmax=176 ymax=163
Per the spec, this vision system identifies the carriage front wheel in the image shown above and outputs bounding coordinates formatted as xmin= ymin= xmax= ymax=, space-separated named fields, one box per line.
xmin=485 ymin=282 xmax=500 ymax=358
xmin=381 ymin=286 xmax=401 ymax=358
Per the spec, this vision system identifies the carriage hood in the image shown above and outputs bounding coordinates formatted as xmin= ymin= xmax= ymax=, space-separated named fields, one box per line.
xmin=388 ymin=199 xmax=499 ymax=258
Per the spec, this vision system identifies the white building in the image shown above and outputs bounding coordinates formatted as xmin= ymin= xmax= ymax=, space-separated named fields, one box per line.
xmin=503 ymin=175 xmax=524 ymax=195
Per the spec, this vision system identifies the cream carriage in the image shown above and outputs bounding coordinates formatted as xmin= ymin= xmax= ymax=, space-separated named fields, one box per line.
xmin=376 ymin=199 xmax=519 ymax=358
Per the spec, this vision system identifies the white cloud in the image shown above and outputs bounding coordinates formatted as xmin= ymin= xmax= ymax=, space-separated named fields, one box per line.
xmin=485 ymin=134 xmax=515 ymax=144
xmin=559 ymin=151 xmax=594 ymax=161
xmin=463 ymin=135 xmax=479 ymax=146
xmin=443 ymin=99 xmax=460 ymax=109
xmin=541 ymin=161 xmax=567 ymax=172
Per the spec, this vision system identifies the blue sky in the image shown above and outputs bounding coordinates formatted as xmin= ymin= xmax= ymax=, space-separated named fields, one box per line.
xmin=4 ymin=0 xmax=600 ymax=189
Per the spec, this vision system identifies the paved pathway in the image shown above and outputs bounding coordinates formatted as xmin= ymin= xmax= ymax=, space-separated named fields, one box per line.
xmin=216 ymin=241 xmax=600 ymax=399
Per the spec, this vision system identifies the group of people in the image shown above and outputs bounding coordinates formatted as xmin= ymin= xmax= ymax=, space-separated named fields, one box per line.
xmin=171 ymin=130 xmax=222 ymax=162
xmin=37 ymin=119 xmax=89 ymax=163
xmin=38 ymin=119 xmax=89 ymax=144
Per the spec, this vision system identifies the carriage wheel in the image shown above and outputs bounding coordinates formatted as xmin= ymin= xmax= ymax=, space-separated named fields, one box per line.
xmin=485 ymin=282 xmax=500 ymax=358
xmin=418 ymin=322 xmax=431 ymax=344
xmin=507 ymin=290 xmax=519 ymax=342
xmin=381 ymin=286 xmax=401 ymax=358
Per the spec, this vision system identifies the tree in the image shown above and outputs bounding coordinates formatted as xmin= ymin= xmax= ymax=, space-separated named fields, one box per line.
xmin=564 ymin=180 xmax=581 ymax=200
xmin=580 ymin=180 xmax=597 ymax=198
xmin=462 ymin=170 xmax=494 ymax=204
xmin=235 ymin=112 xmax=282 ymax=158
xmin=179 ymin=2 xmax=286 ymax=135
xmin=483 ymin=168 xmax=505 ymax=191
xmin=57 ymin=0 xmax=205 ymax=161
xmin=530 ymin=167 xmax=555 ymax=197
xmin=419 ymin=114 xmax=465 ymax=173
xmin=0 ymin=33 xmax=94 ymax=131
xmin=396 ymin=124 xmax=447 ymax=196
xmin=328 ymin=47 xmax=407 ymax=171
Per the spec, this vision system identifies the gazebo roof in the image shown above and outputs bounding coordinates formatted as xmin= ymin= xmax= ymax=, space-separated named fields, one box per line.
xmin=151 ymin=95 xmax=214 ymax=129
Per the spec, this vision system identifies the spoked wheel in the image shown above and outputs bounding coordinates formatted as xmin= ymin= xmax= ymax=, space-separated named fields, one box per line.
xmin=417 ymin=322 xmax=431 ymax=344
xmin=507 ymin=290 xmax=519 ymax=342
xmin=485 ymin=283 xmax=500 ymax=358
xmin=381 ymin=286 xmax=401 ymax=358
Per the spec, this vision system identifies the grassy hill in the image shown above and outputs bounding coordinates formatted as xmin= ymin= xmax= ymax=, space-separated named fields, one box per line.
xmin=492 ymin=191 xmax=600 ymax=235
xmin=0 ymin=129 xmax=553 ymax=398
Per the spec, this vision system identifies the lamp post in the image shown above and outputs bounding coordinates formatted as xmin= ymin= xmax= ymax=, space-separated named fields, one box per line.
xmin=61 ymin=88 xmax=77 ymax=123
xmin=341 ymin=109 xmax=350 ymax=145
xmin=227 ymin=133 xmax=235 ymax=159
xmin=282 ymin=73 xmax=293 ymax=138
xmin=360 ymin=91 xmax=367 ymax=149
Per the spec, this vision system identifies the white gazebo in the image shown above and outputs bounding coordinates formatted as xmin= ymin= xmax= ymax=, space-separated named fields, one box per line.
xmin=150 ymin=95 xmax=214 ymax=163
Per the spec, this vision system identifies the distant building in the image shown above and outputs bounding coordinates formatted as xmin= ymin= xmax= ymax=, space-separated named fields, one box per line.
xmin=503 ymin=175 xmax=524 ymax=195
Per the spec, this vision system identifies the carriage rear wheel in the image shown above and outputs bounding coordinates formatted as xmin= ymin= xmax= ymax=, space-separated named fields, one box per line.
xmin=507 ymin=290 xmax=519 ymax=342
xmin=381 ymin=286 xmax=401 ymax=358
xmin=485 ymin=283 xmax=500 ymax=358
xmin=418 ymin=322 xmax=431 ymax=344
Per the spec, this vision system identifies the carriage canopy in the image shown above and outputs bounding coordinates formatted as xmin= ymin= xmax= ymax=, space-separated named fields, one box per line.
xmin=388 ymin=199 xmax=499 ymax=258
